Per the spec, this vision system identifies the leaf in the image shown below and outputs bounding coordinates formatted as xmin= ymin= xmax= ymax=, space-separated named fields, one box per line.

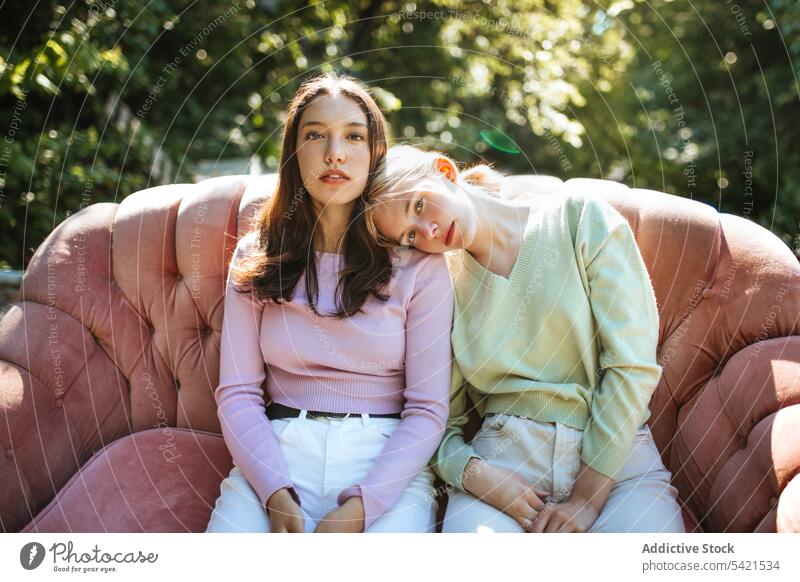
xmin=479 ymin=129 xmax=521 ymax=154
xmin=35 ymin=73 xmax=60 ymax=96
xmin=45 ymin=39 xmax=69 ymax=67
xmin=370 ymin=86 xmax=402 ymax=112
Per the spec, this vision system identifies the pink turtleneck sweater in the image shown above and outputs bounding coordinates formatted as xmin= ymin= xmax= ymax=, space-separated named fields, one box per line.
xmin=215 ymin=232 xmax=453 ymax=530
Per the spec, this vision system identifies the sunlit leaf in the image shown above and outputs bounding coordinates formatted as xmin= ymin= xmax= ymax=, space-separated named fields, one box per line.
xmin=35 ymin=73 xmax=60 ymax=95
xmin=479 ymin=129 xmax=521 ymax=154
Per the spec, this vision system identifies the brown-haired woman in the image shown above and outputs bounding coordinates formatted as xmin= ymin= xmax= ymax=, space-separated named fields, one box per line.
xmin=205 ymin=74 xmax=454 ymax=533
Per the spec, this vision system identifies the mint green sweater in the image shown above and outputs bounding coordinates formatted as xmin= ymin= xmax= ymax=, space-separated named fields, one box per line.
xmin=434 ymin=192 xmax=663 ymax=491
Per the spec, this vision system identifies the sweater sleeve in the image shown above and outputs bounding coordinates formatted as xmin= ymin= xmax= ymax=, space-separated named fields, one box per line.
xmin=215 ymin=235 xmax=300 ymax=511
xmin=432 ymin=361 xmax=484 ymax=492
xmin=574 ymin=195 xmax=663 ymax=479
xmin=336 ymin=253 xmax=453 ymax=530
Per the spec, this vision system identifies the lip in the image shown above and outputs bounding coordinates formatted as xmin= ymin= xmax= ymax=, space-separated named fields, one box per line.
xmin=318 ymin=169 xmax=350 ymax=183
xmin=444 ymin=221 xmax=455 ymax=246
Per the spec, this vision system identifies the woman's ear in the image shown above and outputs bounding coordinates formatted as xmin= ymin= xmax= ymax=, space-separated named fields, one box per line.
xmin=434 ymin=157 xmax=458 ymax=184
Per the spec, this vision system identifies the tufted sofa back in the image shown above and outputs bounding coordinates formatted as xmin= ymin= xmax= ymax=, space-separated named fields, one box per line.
xmin=1 ymin=173 xmax=798 ymax=532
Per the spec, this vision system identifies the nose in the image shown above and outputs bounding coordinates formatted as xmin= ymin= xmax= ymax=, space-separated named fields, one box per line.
xmin=422 ymin=221 xmax=438 ymax=240
xmin=324 ymin=136 xmax=346 ymax=165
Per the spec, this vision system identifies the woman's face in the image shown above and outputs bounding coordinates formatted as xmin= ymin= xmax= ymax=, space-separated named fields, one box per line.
xmin=371 ymin=177 xmax=477 ymax=254
xmin=295 ymin=93 xmax=371 ymax=210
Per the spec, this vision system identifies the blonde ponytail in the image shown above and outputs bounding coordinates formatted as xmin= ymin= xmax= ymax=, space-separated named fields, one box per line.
xmin=461 ymin=164 xmax=503 ymax=197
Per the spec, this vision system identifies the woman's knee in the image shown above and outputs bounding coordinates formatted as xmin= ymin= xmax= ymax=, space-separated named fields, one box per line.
xmin=366 ymin=500 xmax=437 ymax=533
xmin=366 ymin=471 xmax=438 ymax=533
xmin=442 ymin=491 xmax=523 ymax=533
xmin=590 ymin=476 xmax=684 ymax=533
xmin=205 ymin=468 xmax=271 ymax=533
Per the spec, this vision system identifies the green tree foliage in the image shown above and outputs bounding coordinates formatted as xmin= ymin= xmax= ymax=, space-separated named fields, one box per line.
xmin=1 ymin=0 xmax=797 ymax=269
xmin=572 ymin=0 xmax=800 ymax=249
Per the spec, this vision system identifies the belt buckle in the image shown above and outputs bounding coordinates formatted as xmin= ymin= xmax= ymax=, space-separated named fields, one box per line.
xmin=308 ymin=410 xmax=347 ymax=421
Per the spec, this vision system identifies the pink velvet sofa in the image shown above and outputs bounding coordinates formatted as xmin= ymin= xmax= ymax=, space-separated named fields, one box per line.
xmin=1 ymin=173 xmax=798 ymax=533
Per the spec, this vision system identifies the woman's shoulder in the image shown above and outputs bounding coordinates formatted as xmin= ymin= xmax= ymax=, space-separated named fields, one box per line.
xmin=226 ymin=232 xmax=263 ymax=292
xmin=556 ymin=190 xmax=621 ymax=218
xmin=390 ymin=247 xmax=452 ymax=286
xmin=235 ymin=230 xmax=259 ymax=253
xmin=535 ymin=192 xmax=628 ymax=260
xmin=229 ymin=231 xmax=262 ymax=266
xmin=525 ymin=191 xmax=625 ymax=237
xmin=390 ymin=245 xmax=441 ymax=267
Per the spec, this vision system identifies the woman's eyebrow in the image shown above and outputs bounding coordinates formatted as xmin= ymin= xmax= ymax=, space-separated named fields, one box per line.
xmin=300 ymin=120 xmax=368 ymax=128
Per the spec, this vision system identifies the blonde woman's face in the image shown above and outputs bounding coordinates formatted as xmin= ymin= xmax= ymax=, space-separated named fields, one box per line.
xmin=371 ymin=178 xmax=476 ymax=254
xmin=295 ymin=93 xmax=371 ymax=210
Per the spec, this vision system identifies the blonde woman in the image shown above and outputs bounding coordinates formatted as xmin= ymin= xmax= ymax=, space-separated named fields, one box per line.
xmin=364 ymin=145 xmax=685 ymax=533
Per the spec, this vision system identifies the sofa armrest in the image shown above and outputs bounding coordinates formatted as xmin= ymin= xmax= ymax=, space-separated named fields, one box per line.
xmin=0 ymin=302 xmax=130 ymax=532
xmin=670 ymin=335 xmax=800 ymax=532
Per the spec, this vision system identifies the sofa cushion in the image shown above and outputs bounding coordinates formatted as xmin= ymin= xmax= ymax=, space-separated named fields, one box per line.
xmin=21 ymin=429 xmax=232 ymax=532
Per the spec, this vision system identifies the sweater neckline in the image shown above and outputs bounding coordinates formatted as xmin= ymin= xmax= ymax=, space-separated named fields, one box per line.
xmin=315 ymin=250 xmax=343 ymax=259
xmin=460 ymin=208 xmax=537 ymax=290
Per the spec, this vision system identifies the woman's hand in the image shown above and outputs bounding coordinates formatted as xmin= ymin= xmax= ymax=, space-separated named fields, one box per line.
xmin=462 ymin=458 xmax=550 ymax=530
xmin=528 ymin=462 xmax=613 ymax=533
xmin=314 ymin=496 xmax=365 ymax=533
xmin=527 ymin=495 xmax=600 ymax=533
xmin=266 ymin=488 xmax=305 ymax=533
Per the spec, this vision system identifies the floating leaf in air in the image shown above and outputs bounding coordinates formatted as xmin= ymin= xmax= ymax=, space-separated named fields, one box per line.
xmin=479 ymin=129 xmax=521 ymax=154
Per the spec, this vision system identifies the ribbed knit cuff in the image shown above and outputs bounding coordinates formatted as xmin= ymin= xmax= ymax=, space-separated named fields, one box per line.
xmin=436 ymin=441 xmax=483 ymax=493
xmin=580 ymin=432 xmax=628 ymax=480
xmin=337 ymin=485 xmax=378 ymax=531
xmin=262 ymin=484 xmax=302 ymax=514
xmin=581 ymin=411 xmax=651 ymax=480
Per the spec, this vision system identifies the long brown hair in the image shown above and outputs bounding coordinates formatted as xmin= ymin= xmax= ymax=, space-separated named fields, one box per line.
xmin=233 ymin=72 xmax=392 ymax=317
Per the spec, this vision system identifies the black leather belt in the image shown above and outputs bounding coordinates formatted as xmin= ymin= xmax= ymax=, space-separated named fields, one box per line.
xmin=266 ymin=401 xmax=401 ymax=420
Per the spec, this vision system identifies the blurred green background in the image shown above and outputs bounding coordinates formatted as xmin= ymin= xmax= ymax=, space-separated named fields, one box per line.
xmin=1 ymin=0 xmax=798 ymax=270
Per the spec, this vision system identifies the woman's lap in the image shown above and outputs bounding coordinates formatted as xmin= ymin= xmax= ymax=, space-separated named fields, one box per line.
xmin=443 ymin=489 xmax=524 ymax=533
xmin=206 ymin=464 xmax=437 ymax=533
xmin=442 ymin=415 xmax=684 ymax=533
xmin=206 ymin=415 xmax=436 ymax=533
xmin=364 ymin=469 xmax=437 ymax=533
xmin=588 ymin=432 xmax=684 ymax=533
xmin=205 ymin=465 xmax=316 ymax=533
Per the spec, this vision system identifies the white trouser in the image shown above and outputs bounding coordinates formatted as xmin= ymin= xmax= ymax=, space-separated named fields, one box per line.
xmin=206 ymin=410 xmax=438 ymax=533
xmin=443 ymin=414 xmax=685 ymax=533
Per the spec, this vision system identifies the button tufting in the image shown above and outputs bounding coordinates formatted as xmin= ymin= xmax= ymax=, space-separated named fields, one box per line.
xmin=769 ymin=496 xmax=778 ymax=507
xmin=5 ymin=449 xmax=13 ymax=459
xmin=702 ymin=288 xmax=712 ymax=299
xmin=176 ymin=274 xmax=183 ymax=283
xmin=55 ymin=398 xmax=63 ymax=408
xmin=740 ymin=438 xmax=748 ymax=449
